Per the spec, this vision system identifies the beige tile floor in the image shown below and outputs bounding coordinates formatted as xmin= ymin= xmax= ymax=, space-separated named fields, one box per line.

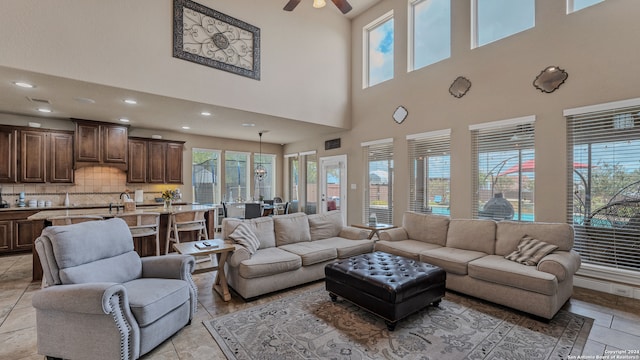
xmin=2 ymin=252 xmax=640 ymax=359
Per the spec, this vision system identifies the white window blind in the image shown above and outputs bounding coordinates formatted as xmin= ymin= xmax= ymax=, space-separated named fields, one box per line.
xmin=566 ymin=103 xmax=640 ymax=272
xmin=471 ymin=117 xmax=535 ymax=221
xmin=407 ymin=130 xmax=451 ymax=215
xmin=363 ymin=139 xmax=394 ymax=224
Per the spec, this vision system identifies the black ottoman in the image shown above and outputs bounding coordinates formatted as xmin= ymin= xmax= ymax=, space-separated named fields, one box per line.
xmin=325 ymin=251 xmax=446 ymax=331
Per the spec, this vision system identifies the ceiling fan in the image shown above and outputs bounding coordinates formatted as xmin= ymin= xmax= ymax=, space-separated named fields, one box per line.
xmin=284 ymin=0 xmax=353 ymax=14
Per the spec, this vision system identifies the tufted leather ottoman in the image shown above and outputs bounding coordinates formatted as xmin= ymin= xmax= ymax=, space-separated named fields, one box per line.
xmin=325 ymin=251 xmax=445 ymax=330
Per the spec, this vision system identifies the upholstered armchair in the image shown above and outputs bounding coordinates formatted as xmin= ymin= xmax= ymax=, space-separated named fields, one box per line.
xmin=33 ymin=218 xmax=197 ymax=360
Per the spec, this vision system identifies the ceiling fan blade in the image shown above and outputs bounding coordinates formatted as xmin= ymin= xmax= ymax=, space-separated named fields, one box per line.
xmin=331 ymin=0 xmax=352 ymax=14
xmin=283 ymin=0 xmax=302 ymax=11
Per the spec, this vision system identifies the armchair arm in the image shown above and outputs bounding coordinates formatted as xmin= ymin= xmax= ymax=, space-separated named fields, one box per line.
xmin=141 ymin=254 xmax=195 ymax=280
xmin=32 ymin=283 xmax=127 ymax=315
xmin=339 ymin=226 xmax=370 ymax=240
xmin=378 ymin=227 xmax=409 ymax=241
xmin=537 ymin=250 xmax=581 ymax=282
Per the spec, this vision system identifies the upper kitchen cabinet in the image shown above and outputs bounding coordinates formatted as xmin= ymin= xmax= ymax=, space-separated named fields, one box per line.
xmin=19 ymin=129 xmax=74 ymax=183
xmin=127 ymin=137 xmax=184 ymax=184
xmin=73 ymin=119 xmax=128 ymax=169
xmin=0 ymin=126 xmax=17 ymax=183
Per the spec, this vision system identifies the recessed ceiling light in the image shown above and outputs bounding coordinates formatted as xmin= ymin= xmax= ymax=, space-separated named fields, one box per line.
xmin=181 ymin=126 xmax=190 ymax=130
xmin=13 ymin=81 xmax=35 ymax=88
xmin=119 ymin=118 xmax=130 ymax=123
xmin=201 ymin=111 xmax=212 ymax=116
xmin=123 ymin=99 xmax=137 ymax=105
xmin=242 ymin=123 xmax=256 ymax=127
xmin=37 ymin=108 xmax=52 ymax=113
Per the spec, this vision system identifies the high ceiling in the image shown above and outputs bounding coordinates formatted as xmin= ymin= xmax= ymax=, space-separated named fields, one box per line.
xmin=0 ymin=0 xmax=381 ymax=145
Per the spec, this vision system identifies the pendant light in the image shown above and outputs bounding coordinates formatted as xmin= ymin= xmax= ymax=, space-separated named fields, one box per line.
xmin=255 ymin=132 xmax=267 ymax=182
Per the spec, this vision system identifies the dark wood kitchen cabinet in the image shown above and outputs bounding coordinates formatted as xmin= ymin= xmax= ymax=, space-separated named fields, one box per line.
xmin=127 ymin=137 xmax=184 ymax=184
xmin=0 ymin=126 xmax=18 ymax=183
xmin=0 ymin=210 xmax=42 ymax=254
xmin=74 ymin=119 xmax=128 ymax=169
xmin=20 ymin=129 xmax=74 ymax=183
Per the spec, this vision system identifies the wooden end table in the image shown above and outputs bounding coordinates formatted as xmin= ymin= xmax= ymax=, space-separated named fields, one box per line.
xmin=351 ymin=223 xmax=397 ymax=239
xmin=173 ymin=239 xmax=235 ymax=301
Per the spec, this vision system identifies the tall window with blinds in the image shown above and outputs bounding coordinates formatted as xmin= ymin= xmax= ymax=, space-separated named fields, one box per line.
xmin=471 ymin=117 xmax=535 ymax=221
xmin=362 ymin=139 xmax=394 ymax=224
xmin=566 ymin=102 xmax=640 ymax=272
xmin=408 ymin=130 xmax=451 ymax=215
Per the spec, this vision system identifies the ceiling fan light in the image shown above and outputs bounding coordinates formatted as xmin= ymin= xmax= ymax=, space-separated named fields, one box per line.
xmin=313 ymin=0 xmax=326 ymax=9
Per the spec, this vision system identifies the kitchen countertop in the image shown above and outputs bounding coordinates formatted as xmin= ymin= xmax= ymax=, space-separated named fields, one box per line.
xmin=0 ymin=202 xmax=189 ymax=212
xmin=26 ymin=204 xmax=217 ymax=221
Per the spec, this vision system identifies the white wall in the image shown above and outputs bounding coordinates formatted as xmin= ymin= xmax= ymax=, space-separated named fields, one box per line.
xmin=0 ymin=0 xmax=351 ymax=128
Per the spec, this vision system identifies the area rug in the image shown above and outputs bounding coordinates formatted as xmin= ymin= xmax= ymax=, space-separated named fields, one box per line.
xmin=204 ymin=288 xmax=593 ymax=360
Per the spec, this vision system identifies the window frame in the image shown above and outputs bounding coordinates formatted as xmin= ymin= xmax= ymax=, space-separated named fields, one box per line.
xmin=363 ymin=10 xmax=394 ymax=88
xmin=362 ymin=138 xmax=394 ymax=224
xmin=408 ymin=0 xmax=451 ymax=72
xmin=223 ymin=150 xmax=251 ymax=202
xmin=567 ymin=0 xmax=604 ymax=13
xmin=191 ymin=148 xmax=221 ymax=205
xmin=471 ymin=0 xmax=535 ymax=49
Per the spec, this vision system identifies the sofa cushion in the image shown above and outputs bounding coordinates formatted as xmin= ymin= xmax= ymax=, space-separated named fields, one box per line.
xmin=307 ymin=210 xmax=343 ymax=240
xmin=505 ymin=236 xmax=558 ymax=266
xmin=273 ymin=212 xmax=311 ymax=246
xmin=402 ymin=212 xmax=450 ymax=246
xmin=420 ymin=247 xmax=486 ymax=275
xmin=238 ymin=247 xmax=302 ymax=279
xmin=495 ymin=221 xmax=574 ymax=256
xmin=374 ymin=240 xmax=441 ymax=261
xmin=223 ymin=217 xmax=276 ymax=249
xmin=123 ymin=278 xmax=190 ymax=327
xmin=279 ymin=242 xmax=337 ymax=266
xmin=313 ymin=237 xmax=374 ymax=258
xmin=468 ymin=255 xmax=558 ymax=296
xmin=446 ymin=219 xmax=496 ymax=254
xmin=228 ymin=223 xmax=261 ymax=255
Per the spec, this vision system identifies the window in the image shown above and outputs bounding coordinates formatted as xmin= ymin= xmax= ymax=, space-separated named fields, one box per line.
xmin=362 ymin=138 xmax=394 ymax=224
xmin=470 ymin=116 xmax=535 ymax=221
xmin=224 ymin=151 xmax=249 ymax=202
xmin=304 ymin=152 xmax=318 ymax=214
xmin=407 ymin=129 xmax=450 ymax=215
xmin=364 ymin=11 xmax=394 ymax=87
xmin=254 ymin=153 xmax=275 ymax=200
xmin=568 ymin=0 xmax=603 ymax=13
xmin=566 ymin=99 xmax=640 ymax=272
xmin=286 ymin=153 xmax=299 ymax=202
xmin=192 ymin=148 xmax=221 ymax=204
xmin=410 ymin=0 xmax=451 ymax=71
xmin=472 ymin=0 xmax=535 ymax=48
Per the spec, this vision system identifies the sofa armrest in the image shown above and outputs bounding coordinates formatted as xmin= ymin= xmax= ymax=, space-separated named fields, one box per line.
xmin=32 ymin=283 xmax=127 ymax=315
xmin=378 ymin=227 xmax=409 ymax=241
xmin=228 ymin=245 xmax=252 ymax=267
xmin=339 ymin=226 xmax=370 ymax=240
xmin=141 ymin=254 xmax=195 ymax=280
xmin=537 ymin=250 xmax=581 ymax=282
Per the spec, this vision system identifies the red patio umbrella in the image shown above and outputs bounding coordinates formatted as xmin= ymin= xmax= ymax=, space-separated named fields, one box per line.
xmin=499 ymin=159 xmax=589 ymax=176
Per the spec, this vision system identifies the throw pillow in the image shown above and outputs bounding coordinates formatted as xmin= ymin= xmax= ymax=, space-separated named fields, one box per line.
xmin=505 ymin=235 xmax=558 ymax=266
xmin=228 ymin=223 xmax=261 ymax=255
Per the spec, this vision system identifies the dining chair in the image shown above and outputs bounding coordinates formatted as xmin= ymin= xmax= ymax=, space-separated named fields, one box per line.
xmin=244 ymin=203 xmax=262 ymax=219
xmin=165 ymin=209 xmax=209 ymax=254
xmin=116 ymin=212 xmax=161 ymax=256
xmin=223 ymin=202 xmax=245 ymax=219
xmin=49 ymin=215 xmax=104 ymax=226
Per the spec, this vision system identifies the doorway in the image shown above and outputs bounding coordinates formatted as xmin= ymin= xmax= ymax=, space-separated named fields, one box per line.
xmin=320 ymin=155 xmax=347 ymax=224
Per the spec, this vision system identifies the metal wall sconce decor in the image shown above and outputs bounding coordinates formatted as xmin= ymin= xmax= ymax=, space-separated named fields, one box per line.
xmin=393 ymin=106 xmax=408 ymax=124
xmin=533 ymin=66 xmax=568 ymax=93
xmin=173 ymin=0 xmax=261 ymax=80
xmin=449 ymin=76 xmax=472 ymax=98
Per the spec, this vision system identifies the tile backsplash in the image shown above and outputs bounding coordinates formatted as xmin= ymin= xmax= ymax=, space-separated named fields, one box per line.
xmin=0 ymin=166 xmax=184 ymax=207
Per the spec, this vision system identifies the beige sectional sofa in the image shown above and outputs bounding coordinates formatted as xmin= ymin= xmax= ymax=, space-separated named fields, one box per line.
xmin=221 ymin=211 xmax=374 ymax=299
xmin=376 ymin=211 xmax=581 ymax=319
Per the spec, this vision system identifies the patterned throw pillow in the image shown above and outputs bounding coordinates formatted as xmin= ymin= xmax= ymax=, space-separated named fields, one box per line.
xmin=228 ymin=223 xmax=261 ymax=255
xmin=505 ymin=235 xmax=558 ymax=266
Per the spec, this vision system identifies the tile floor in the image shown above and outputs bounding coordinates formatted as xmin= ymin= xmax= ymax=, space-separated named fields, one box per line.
xmin=1 ymin=252 xmax=640 ymax=359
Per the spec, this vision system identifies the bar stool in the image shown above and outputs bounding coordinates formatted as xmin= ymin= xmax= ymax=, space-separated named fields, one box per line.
xmin=116 ymin=212 xmax=161 ymax=256
xmin=165 ymin=209 xmax=208 ymax=254
xmin=49 ymin=215 xmax=104 ymax=226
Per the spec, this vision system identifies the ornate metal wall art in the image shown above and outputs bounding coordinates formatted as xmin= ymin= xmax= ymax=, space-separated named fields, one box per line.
xmin=533 ymin=66 xmax=567 ymax=93
xmin=449 ymin=76 xmax=471 ymax=98
xmin=173 ymin=0 xmax=261 ymax=80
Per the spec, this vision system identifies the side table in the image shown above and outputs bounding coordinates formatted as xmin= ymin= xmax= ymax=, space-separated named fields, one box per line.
xmin=351 ymin=223 xmax=397 ymax=239
xmin=173 ymin=239 xmax=235 ymax=301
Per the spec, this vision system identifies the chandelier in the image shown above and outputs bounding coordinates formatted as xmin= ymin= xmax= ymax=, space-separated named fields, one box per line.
xmin=255 ymin=131 xmax=268 ymax=181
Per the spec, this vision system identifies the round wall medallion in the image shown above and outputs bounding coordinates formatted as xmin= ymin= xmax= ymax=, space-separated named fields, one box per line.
xmin=393 ymin=106 xmax=408 ymax=124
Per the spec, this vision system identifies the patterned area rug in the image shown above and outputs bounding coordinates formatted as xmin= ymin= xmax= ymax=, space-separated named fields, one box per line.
xmin=204 ymin=288 xmax=592 ymax=360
